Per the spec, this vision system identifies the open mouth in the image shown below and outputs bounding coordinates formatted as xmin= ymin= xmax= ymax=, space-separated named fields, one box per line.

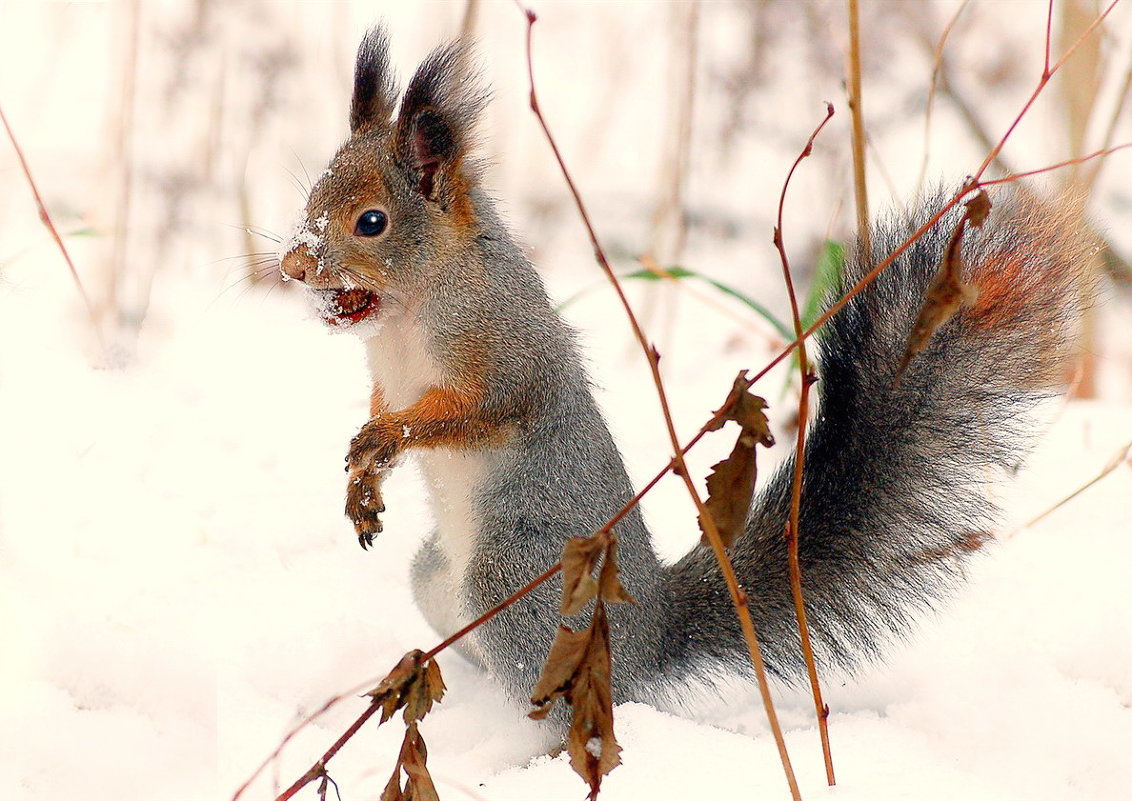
xmin=319 ymin=287 xmax=381 ymax=326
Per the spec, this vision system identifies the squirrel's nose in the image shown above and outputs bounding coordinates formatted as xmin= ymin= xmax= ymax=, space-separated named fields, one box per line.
xmin=280 ymin=248 xmax=315 ymax=284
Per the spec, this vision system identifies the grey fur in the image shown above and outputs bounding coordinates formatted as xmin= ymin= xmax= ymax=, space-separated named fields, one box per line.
xmin=285 ymin=29 xmax=1086 ymax=720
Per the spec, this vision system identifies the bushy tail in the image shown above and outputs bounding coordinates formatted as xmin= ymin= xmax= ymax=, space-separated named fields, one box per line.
xmin=664 ymin=193 xmax=1089 ymax=684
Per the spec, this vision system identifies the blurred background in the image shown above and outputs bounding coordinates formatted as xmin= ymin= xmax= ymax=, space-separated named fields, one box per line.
xmin=0 ymin=0 xmax=1129 ymax=396
xmin=2 ymin=4 xmax=1130 ymax=799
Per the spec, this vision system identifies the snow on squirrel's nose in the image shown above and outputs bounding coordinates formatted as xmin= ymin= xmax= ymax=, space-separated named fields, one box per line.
xmin=278 ymin=212 xmax=334 ymax=286
xmin=279 ymin=247 xmax=315 ymax=284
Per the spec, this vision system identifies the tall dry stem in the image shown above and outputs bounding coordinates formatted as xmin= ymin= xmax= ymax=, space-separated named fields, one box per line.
xmin=846 ymin=0 xmax=870 ymax=262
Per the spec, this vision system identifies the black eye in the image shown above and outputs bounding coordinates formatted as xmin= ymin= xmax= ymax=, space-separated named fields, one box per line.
xmin=354 ymin=209 xmax=388 ymax=237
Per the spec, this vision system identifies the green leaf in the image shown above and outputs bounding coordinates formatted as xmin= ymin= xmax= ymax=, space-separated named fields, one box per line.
xmin=66 ymin=227 xmax=103 ymax=239
xmin=556 ymin=265 xmax=795 ymax=341
xmin=801 ymin=240 xmax=845 ymax=329
xmin=782 ymin=240 xmax=845 ymax=398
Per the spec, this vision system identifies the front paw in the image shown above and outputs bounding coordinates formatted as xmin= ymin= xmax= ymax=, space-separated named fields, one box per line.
xmin=346 ymin=467 xmax=386 ymax=549
xmin=347 ymin=418 xmax=403 ymax=472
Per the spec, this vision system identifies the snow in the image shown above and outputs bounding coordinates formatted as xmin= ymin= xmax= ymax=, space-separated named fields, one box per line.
xmin=2 ymin=2 xmax=1131 ymax=801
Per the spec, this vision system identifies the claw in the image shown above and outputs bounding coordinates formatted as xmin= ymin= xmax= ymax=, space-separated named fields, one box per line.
xmin=347 ymin=466 xmax=386 ymax=549
xmin=354 ymin=509 xmax=384 ymax=549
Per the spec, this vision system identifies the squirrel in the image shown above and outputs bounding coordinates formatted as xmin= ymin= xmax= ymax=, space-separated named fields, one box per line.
xmin=278 ymin=28 xmax=1087 ymax=715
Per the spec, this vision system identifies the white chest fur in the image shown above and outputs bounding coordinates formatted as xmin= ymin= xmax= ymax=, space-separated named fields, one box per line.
xmin=362 ymin=315 xmax=483 ymax=631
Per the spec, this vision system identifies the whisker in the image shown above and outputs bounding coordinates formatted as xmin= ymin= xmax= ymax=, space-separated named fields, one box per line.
xmin=338 ymin=265 xmax=401 ymax=310
xmin=211 ymin=251 xmax=278 ymax=265
xmin=211 ymin=253 xmax=280 ymax=283
xmin=221 ymin=221 xmax=285 ymax=244
xmin=246 ymin=226 xmax=285 ymax=244
xmin=283 ymin=167 xmax=310 ymax=199
xmin=290 ymin=149 xmax=314 ymax=192
xmin=211 ymin=263 xmax=288 ymax=306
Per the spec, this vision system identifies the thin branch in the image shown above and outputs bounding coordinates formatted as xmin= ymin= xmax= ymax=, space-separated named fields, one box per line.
xmin=232 ymin=676 xmax=382 ymax=801
xmin=0 ymin=103 xmax=103 ymax=347
xmin=979 ymin=141 xmax=1132 ymax=186
xmin=423 ymin=561 xmax=563 ymax=661
xmin=1044 ymin=0 xmax=1055 ymax=75
xmin=460 ymin=0 xmax=481 ymax=39
xmin=774 ymin=101 xmax=837 ymax=787
xmin=1084 ymin=51 xmax=1132 ymax=192
xmin=274 ymin=701 xmax=383 ymax=801
xmin=518 ymin=5 xmax=801 ymax=799
xmin=974 ymin=0 xmax=1121 ymax=179
xmin=1011 ymin=440 xmax=1132 ymax=536
xmin=917 ymin=0 xmax=972 ymax=190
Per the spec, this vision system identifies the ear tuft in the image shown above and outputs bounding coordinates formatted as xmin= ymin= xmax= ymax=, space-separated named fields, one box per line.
xmin=395 ymin=39 xmax=488 ymax=201
xmin=350 ymin=27 xmax=399 ymax=134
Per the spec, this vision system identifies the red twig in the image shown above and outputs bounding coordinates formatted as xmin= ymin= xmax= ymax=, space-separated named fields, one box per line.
xmin=231 ymin=678 xmax=377 ymax=801
xmin=274 ymin=701 xmax=383 ymax=801
xmin=234 ymin=558 xmax=565 ymax=801
xmin=518 ymin=5 xmax=801 ymax=799
xmin=774 ymin=101 xmax=836 ymax=787
xmin=423 ymin=561 xmax=563 ymax=661
xmin=980 ymin=142 xmax=1132 ymax=186
xmin=1044 ymin=0 xmax=1054 ymax=76
xmin=0 ymin=103 xmax=102 ymax=343
xmin=974 ymin=0 xmax=1120 ymax=180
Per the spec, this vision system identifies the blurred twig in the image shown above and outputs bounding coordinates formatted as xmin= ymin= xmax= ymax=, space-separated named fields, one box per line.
xmin=1084 ymin=53 xmax=1132 ymax=193
xmin=461 ymin=0 xmax=481 ymax=38
xmin=643 ymin=0 xmax=700 ymax=370
xmin=917 ymin=0 xmax=972 ymax=190
xmin=0 ymin=104 xmax=103 ymax=350
xmin=104 ymin=0 xmax=141 ymax=339
xmin=1060 ymin=0 xmax=1110 ymax=398
xmin=1009 ymin=440 xmax=1132 ymax=537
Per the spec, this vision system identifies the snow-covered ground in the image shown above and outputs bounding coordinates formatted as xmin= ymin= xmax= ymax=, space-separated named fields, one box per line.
xmin=2 ymin=2 xmax=1130 ymax=801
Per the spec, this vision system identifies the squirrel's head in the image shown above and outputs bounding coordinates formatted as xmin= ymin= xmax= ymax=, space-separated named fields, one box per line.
xmin=279 ymin=27 xmax=487 ymax=329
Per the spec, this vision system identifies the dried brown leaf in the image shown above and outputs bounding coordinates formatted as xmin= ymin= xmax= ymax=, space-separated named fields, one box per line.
xmin=896 ymin=209 xmax=981 ymax=380
xmin=380 ymin=770 xmax=404 ymax=801
xmin=698 ymin=435 xmax=758 ymax=549
xmin=564 ymin=603 xmax=621 ymax=799
xmin=699 ymin=374 xmax=774 ymax=548
xmin=707 ymin=372 xmax=775 ymax=443
xmin=529 ymin=624 xmax=591 ymax=717
xmin=381 ymin=722 xmax=440 ymax=801
xmin=560 ymin=535 xmax=605 ymax=616
xmin=403 ymin=657 xmax=446 ymax=723
xmin=597 ymin=537 xmax=637 ymax=606
xmin=965 ymin=187 xmax=992 ymax=228
xmin=528 ymin=604 xmax=623 ymax=797
xmin=367 ymin=650 xmax=446 ymax=724
xmin=401 ymin=723 xmax=440 ymax=801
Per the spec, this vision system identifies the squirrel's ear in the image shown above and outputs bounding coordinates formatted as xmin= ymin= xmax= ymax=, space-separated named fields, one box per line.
xmin=350 ymin=27 xmax=398 ymax=134
xmin=394 ymin=39 xmax=486 ymax=203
